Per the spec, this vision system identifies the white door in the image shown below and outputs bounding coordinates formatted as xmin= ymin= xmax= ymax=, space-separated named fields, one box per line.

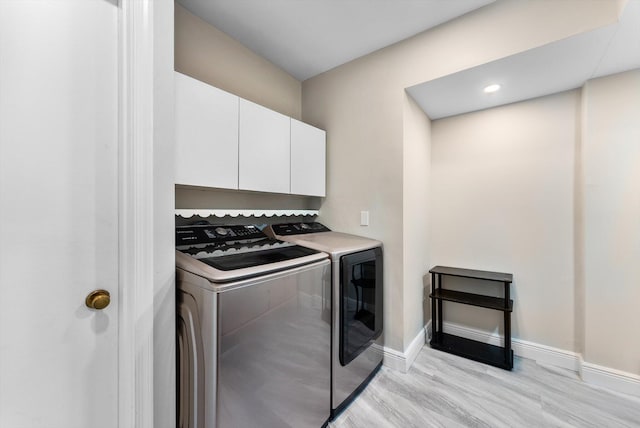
xmin=0 ymin=1 xmax=119 ymax=427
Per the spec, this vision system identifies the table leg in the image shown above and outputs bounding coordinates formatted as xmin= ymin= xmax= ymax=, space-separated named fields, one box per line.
xmin=431 ymin=272 xmax=436 ymax=343
xmin=437 ymin=274 xmax=443 ymax=342
xmin=504 ymin=281 xmax=511 ymax=367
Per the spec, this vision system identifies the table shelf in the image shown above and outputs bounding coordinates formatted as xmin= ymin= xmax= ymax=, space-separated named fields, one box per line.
xmin=429 ymin=265 xmax=513 ymax=283
xmin=429 ymin=265 xmax=514 ymax=370
xmin=429 ymin=289 xmax=513 ymax=312
xmin=430 ymin=333 xmax=514 ymax=370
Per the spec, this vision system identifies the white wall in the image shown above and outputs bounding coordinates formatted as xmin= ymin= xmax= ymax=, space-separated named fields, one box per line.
xmin=428 ymin=68 xmax=640 ymax=381
xmin=402 ymin=94 xmax=432 ymax=349
xmin=581 ymin=70 xmax=640 ymax=375
xmin=430 ymin=91 xmax=579 ymax=350
xmin=304 ymin=69 xmax=406 ymax=350
xmin=303 ymin=0 xmax=620 ymax=355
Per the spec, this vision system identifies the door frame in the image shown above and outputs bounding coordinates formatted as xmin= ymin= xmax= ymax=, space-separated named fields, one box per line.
xmin=118 ymin=0 xmax=156 ymax=426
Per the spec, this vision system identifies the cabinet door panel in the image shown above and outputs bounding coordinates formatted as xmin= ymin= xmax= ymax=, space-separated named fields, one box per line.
xmin=239 ymin=99 xmax=290 ymax=193
xmin=290 ymin=119 xmax=326 ymax=197
xmin=175 ymin=72 xmax=239 ymax=189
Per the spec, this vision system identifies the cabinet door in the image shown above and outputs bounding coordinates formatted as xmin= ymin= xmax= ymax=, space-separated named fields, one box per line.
xmin=175 ymin=72 xmax=239 ymax=189
xmin=239 ymin=99 xmax=290 ymax=193
xmin=290 ymin=119 xmax=326 ymax=197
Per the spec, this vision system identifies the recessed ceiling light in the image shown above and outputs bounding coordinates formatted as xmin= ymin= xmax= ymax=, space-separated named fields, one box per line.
xmin=484 ymin=84 xmax=501 ymax=93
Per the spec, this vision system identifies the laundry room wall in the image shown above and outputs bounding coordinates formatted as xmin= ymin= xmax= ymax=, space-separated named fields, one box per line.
xmin=302 ymin=0 xmax=621 ymax=356
xmin=428 ymin=68 xmax=640 ymax=382
xmin=173 ymin=0 xmax=635 ymax=377
xmin=175 ymin=3 xmax=301 ymax=120
xmin=580 ymin=69 xmax=640 ymax=376
xmin=430 ymin=90 xmax=579 ymax=352
xmin=402 ymin=94 xmax=432 ymax=351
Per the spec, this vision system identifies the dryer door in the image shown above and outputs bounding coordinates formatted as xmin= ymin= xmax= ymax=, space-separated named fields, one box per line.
xmin=339 ymin=247 xmax=383 ymax=366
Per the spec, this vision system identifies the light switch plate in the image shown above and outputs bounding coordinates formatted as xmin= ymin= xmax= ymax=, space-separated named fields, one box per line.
xmin=360 ymin=211 xmax=369 ymax=226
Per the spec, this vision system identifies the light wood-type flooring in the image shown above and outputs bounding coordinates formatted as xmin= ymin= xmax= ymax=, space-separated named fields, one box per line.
xmin=330 ymin=345 xmax=640 ymax=428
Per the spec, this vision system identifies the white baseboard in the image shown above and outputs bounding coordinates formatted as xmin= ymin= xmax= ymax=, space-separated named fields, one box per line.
xmin=440 ymin=321 xmax=580 ymax=372
xmin=430 ymin=320 xmax=640 ymax=399
xmin=378 ymin=344 xmax=405 ymax=372
xmin=379 ymin=326 xmax=427 ymax=373
xmin=405 ymin=325 xmax=427 ymax=369
xmin=379 ymin=320 xmax=640 ymax=399
xmin=581 ymin=359 xmax=640 ymax=399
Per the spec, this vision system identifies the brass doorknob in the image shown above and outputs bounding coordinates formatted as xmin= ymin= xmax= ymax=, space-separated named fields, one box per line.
xmin=86 ymin=289 xmax=111 ymax=310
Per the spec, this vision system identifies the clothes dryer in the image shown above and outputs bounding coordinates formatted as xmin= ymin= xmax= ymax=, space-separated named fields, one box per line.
xmin=265 ymin=222 xmax=383 ymax=417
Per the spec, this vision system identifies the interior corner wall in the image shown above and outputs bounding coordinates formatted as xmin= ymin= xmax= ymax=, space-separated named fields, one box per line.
xmin=430 ymin=90 xmax=579 ymax=351
xmin=302 ymin=66 xmax=406 ymax=351
xmin=174 ymin=3 xmax=301 ymax=119
xmin=302 ymin=0 xmax=620 ymax=355
xmin=574 ymin=88 xmax=586 ymax=359
xmin=403 ymin=94 xmax=432 ymax=349
xmin=581 ymin=69 xmax=640 ymax=375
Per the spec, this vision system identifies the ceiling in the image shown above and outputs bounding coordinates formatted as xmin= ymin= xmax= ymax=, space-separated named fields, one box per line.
xmin=407 ymin=0 xmax=640 ymax=119
xmin=176 ymin=0 xmax=495 ymax=81
xmin=178 ymin=0 xmax=640 ymax=120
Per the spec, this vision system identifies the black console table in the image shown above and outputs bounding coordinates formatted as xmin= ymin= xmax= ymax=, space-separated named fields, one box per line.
xmin=429 ymin=266 xmax=513 ymax=370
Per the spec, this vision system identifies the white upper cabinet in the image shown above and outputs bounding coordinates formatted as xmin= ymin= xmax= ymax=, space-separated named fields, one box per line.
xmin=290 ymin=119 xmax=326 ymax=197
xmin=174 ymin=72 xmax=326 ymax=196
xmin=238 ymin=99 xmax=291 ymax=194
xmin=175 ymin=72 xmax=239 ymax=189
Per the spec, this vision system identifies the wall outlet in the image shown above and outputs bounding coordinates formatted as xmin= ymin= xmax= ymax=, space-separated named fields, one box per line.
xmin=360 ymin=211 xmax=369 ymax=226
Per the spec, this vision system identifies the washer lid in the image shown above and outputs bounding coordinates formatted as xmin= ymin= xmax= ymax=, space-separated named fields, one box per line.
xmin=176 ymin=223 xmax=328 ymax=282
xmin=176 ymin=246 xmax=328 ymax=283
xmin=274 ymin=231 xmax=382 ymax=259
xmin=195 ymin=243 xmax=320 ymax=271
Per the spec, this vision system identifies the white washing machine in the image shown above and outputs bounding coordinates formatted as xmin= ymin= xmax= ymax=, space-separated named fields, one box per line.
xmin=176 ymin=223 xmax=331 ymax=428
xmin=265 ymin=222 xmax=383 ymax=418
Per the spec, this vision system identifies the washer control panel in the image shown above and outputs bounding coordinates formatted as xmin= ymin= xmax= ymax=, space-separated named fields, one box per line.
xmin=176 ymin=224 xmax=264 ymax=246
xmin=270 ymin=222 xmax=331 ymax=236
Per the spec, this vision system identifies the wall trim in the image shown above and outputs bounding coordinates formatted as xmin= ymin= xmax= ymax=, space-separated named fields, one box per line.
xmin=370 ymin=325 xmax=639 ymax=399
xmin=428 ymin=321 xmax=640 ymax=399
xmin=440 ymin=321 xmax=580 ymax=372
xmin=378 ymin=321 xmax=640 ymax=399
xmin=118 ymin=1 xmax=155 ymax=427
xmin=377 ymin=344 xmax=405 ymax=372
xmin=379 ymin=325 xmax=427 ymax=373
xmin=581 ymin=358 xmax=640 ymax=399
